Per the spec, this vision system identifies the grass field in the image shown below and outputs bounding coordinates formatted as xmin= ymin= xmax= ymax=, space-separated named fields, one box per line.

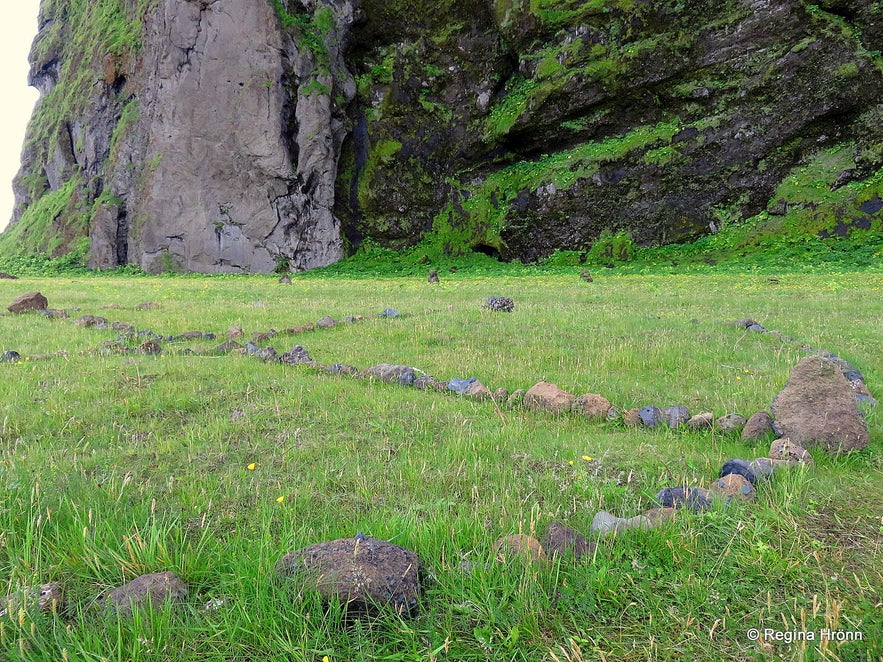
xmin=0 ymin=270 xmax=880 ymax=661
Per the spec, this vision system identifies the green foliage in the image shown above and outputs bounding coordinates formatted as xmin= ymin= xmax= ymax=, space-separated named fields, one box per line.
xmin=0 ymin=272 xmax=880 ymax=660
xmin=586 ymin=230 xmax=636 ymax=264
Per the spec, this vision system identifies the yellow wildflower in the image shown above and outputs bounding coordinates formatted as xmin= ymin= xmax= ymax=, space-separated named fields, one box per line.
xmin=582 ymin=455 xmax=592 ymax=462
xmin=247 ymin=463 xmax=256 ymax=471
xmin=276 ymin=496 xmax=285 ymax=503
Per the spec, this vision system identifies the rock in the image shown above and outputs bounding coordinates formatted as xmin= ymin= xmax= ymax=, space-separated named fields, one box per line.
xmin=654 ymin=486 xmax=711 ymax=512
xmin=256 ymin=346 xmax=278 ymax=362
xmin=103 ymin=572 xmax=189 ymax=617
xmin=624 ymin=408 xmax=642 ymax=426
xmin=0 ymin=582 xmax=63 ymax=618
xmin=279 ymin=345 xmax=312 ymax=365
xmin=771 ymin=355 xmax=870 ymax=453
xmin=742 ymin=411 xmax=775 ymax=441
xmin=316 ymin=316 xmax=336 ymax=329
xmin=135 ymin=302 xmax=160 ymax=310
xmin=747 ymin=457 xmax=780 ymax=481
xmin=591 ymin=511 xmax=650 ymax=535
xmin=226 ymin=326 xmax=244 ymax=340
xmin=572 ymin=393 xmax=612 ymax=419
xmin=75 ymin=314 xmax=108 ymax=328
xmin=433 ymin=380 xmax=450 ymax=392
xmin=687 ymin=412 xmax=715 ymax=429
xmin=276 ymin=536 xmax=421 ymax=616
xmin=40 ymin=309 xmax=68 ymax=319
xmin=0 ymin=272 xmax=19 ymax=279
xmin=719 ymin=459 xmax=757 ymax=485
xmin=278 ymin=274 xmax=292 ymax=284
xmin=379 ymin=308 xmax=399 ymax=318
xmin=524 ymin=381 xmax=575 ymax=414
xmin=139 ymin=340 xmax=162 ymax=355
xmin=606 ymin=406 xmax=621 ymax=422
xmin=640 ymin=507 xmax=677 ymax=527
xmin=397 ymin=369 xmax=416 ymax=386
xmin=715 ymin=413 xmax=747 ymax=434
xmin=747 ymin=324 xmax=766 ymax=332
xmin=507 ymin=389 xmax=525 ymax=408
xmin=493 ymin=535 xmax=546 ymax=563
xmin=492 ymin=387 xmax=509 ymax=402
xmin=708 ymin=474 xmax=756 ymax=502
xmin=329 ymin=362 xmax=360 ymax=376
xmin=579 ymin=269 xmax=593 ymax=282
xmin=447 ymin=377 xmax=477 ymax=394
xmin=482 ymin=296 xmax=514 ymax=312
xmin=769 ymin=438 xmax=814 ymax=466
xmin=111 ymin=321 xmax=135 ymax=332
xmin=285 ymin=323 xmax=315 ymax=334
xmin=413 ymin=375 xmax=437 ymax=388
xmin=541 ymin=523 xmax=594 ymax=560
xmin=1 ymin=350 xmax=22 ymax=363
xmin=215 ymin=340 xmax=243 ymax=353
xmin=639 ymin=406 xmax=664 ymax=428
xmin=360 ymin=363 xmax=419 ymax=384
xmin=662 ymin=405 xmax=691 ymax=429
xmin=464 ymin=380 xmax=491 ymax=400
xmin=727 ymin=318 xmax=759 ymax=328
xmin=428 ymin=270 xmax=439 ymax=283
xmin=7 ymin=292 xmax=48 ymax=313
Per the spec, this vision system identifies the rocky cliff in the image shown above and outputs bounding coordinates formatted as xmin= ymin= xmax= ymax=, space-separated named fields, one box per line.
xmin=4 ymin=0 xmax=882 ymax=272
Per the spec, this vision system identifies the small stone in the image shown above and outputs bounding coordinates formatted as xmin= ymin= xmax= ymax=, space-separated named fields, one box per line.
xmin=413 ymin=375 xmax=437 ymax=389
xmin=328 ymin=362 xmax=359 ymax=376
xmin=433 ymin=380 xmax=450 ymax=392
xmin=279 ymin=345 xmax=312 ymax=365
xmin=687 ymin=412 xmax=715 ymax=429
xmin=747 ymin=324 xmax=766 ymax=332
xmin=227 ymin=326 xmax=244 ymax=339
xmin=579 ymin=269 xmax=593 ymax=282
xmin=747 ymin=457 xmax=780 ymax=481
xmin=639 ymin=406 xmax=663 ymax=428
xmin=606 ymin=406 xmax=621 ymax=422
xmin=316 ymin=316 xmax=336 ymax=329
xmin=573 ymin=394 xmax=613 ymax=419
xmin=397 ymin=369 xmax=416 ymax=386
xmin=715 ymin=413 xmax=748 ymax=433
xmin=447 ymin=377 xmax=477 ymax=394
xmin=640 ymin=507 xmax=677 ymax=527
xmin=624 ymin=408 xmax=642 ymax=426
xmin=542 ymin=523 xmax=594 ymax=560
xmin=135 ymin=301 xmax=160 ymax=310
xmin=7 ymin=292 xmax=48 ymax=313
xmin=727 ymin=318 xmax=758 ymax=328
xmin=492 ymin=387 xmax=509 ymax=402
xmin=278 ymin=274 xmax=292 ymax=284
xmin=708 ymin=474 xmax=756 ymax=502
xmin=662 ymin=405 xmax=691 ymax=429
xmin=139 ymin=340 xmax=162 ymax=355
xmin=719 ymin=459 xmax=757 ymax=485
xmin=654 ymin=486 xmax=711 ymax=512
xmin=0 ymin=272 xmax=19 ymax=279
xmin=380 ymin=308 xmax=400 ymax=318
xmin=591 ymin=511 xmax=650 ymax=535
xmin=524 ymin=381 xmax=575 ymax=414
xmin=276 ymin=537 xmax=421 ymax=616
xmin=40 ymin=309 xmax=68 ymax=319
xmin=257 ymin=347 xmax=278 ymax=362
xmin=464 ymin=380 xmax=491 ymax=400
xmin=0 ymin=582 xmax=63 ymax=618
xmin=1 ymin=350 xmax=22 ymax=362
xmin=103 ymin=572 xmax=188 ymax=617
xmin=112 ymin=321 xmax=135 ymax=332
xmin=360 ymin=364 xmax=420 ymax=383
xmin=428 ymin=270 xmax=439 ymax=283
xmin=769 ymin=438 xmax=814 ymax=466
xmin=482 ymin=296 xmax=514 ymax=312
xmin=741 ymin=411 xmax=774 ymax=441
xmin=493 ymin=535 xmax=546 ymax=563
xmin=75 ymin=315 xmax=108 ymax=328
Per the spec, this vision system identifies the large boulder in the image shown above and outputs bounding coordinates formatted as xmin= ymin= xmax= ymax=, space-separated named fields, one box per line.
xmin=7 ymin=292 xmax=48 ymax=313
xmin=275 ymin=536 xmax=421 ymax=616
xmin=523 ymin=381 xmax=575 ymax=414
xmin=772 ymin=356 xmax=870 ymax=453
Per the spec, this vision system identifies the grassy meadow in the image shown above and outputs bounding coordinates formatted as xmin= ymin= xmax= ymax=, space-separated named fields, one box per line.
xmin=0 ymin=270 xmax=880 ymax=661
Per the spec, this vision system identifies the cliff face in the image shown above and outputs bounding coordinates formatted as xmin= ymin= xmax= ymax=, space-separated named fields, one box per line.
xmin=5 ymin=0 xmax=883 ymax=272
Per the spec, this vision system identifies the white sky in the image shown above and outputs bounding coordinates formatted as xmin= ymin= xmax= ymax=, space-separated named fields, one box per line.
xmin=0 ymin=2 xmax=41 ymax=232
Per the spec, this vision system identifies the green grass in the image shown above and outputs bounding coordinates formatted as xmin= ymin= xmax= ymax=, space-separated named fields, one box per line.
xmin=0 ymin=270 xmax=880 ymax=660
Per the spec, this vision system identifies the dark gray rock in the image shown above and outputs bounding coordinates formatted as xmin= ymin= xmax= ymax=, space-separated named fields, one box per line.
xmin=275 ymin=536 xmax=421 ymax=616
xmin=482 ymin=296 xmax=514 ymax=312
xmin=772 ymin=355 xmax=869 ymax=453
xmin=329 ymin=362 xmax=359 ymax=376
xmin=316 ymin=316 xmax=337 ymax=329
xmin=7 ymin=292 xmax=48 ymax=313
xmin=639 ymin=406 xmax=664 ymax=428
xmin=279 ymin=345 xmax=312 ymax=365
xmin=215 ymin=340 xmax=243 ymax=353
xmin=662 ymin=405 xmax=691 ymax=429
xmin=0 ymin=273 xmax=18 ymax=280
xmin=719 ymin=459 xmax=757 ymax=485
xmin=397 ymin=369 xmax=416 ymax=386
xmin=40 ymin=309 xmax=68 ymax=319
xmin=654 ymin=486 xmax=711 ymax=512
xmin=1 ymin=350 xmax=22 ymax=362
xmin=360 ymin=364 xmax=419 ymax=384
xmin=428 ymin=270 xmax=439 ymax=283
xmin=413 ymin=375 xmax=437 ymax=389
xmin=103 ymin=572 xmax=188 ymax=617
xmin=380 ymin=308 xmax=400 ymax=318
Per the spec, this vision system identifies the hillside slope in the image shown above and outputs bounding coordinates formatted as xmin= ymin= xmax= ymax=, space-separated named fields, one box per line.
xmin=3 ymin=0 xmax=882 ymax=272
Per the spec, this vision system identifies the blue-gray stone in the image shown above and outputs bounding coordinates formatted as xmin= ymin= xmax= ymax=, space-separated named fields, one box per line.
xmin=662 ymin=405 xmax=691 ymax=429
xmin=719 ymin=459 xmax=757 ymax=485
xmin=448 ymin=377 xmax=477 ymax=394
xmin=639 ymin=406 xmax=663 ymax=428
